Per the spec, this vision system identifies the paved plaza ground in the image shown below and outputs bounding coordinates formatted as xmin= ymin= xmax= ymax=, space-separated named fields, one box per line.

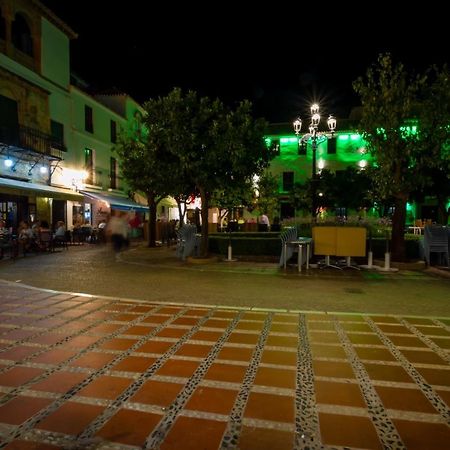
xmin=0 ymin=244 xmax=449 ymax=448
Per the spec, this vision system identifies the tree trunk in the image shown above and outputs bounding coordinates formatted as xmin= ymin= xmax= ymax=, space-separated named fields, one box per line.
xmin=437 ymin=194 xmax=449 ymax=225
xmin=147 ymin=194 xmax=158 ymax=248
xmin=175 ymin=198 xmax=186 ymax=227
xmin=199 ymin=187 xmax=209 ymax=257
xmin=391 ymin=194 xmax=408 ymax=261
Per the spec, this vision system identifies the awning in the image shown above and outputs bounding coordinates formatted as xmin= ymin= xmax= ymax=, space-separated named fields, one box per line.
xmin=0 ymin=177 xmax=84 ymax=201
xmin=81 ymin=190 xmax=149 ymax=213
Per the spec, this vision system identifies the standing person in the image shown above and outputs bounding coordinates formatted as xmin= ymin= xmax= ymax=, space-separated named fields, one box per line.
xmin=107 ymin=211 xmax=129 ymax=260
xmin=258 ymin=213 xmax=270 ymax=232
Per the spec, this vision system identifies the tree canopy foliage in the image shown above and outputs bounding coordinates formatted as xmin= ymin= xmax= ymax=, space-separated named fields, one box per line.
xmin=115 ymin=114 xmax=170 ymax=247
xmin=117 ymin=88 xmax=274 ymax=255
xmin=353 ymin=54 xmax=449 ymax=260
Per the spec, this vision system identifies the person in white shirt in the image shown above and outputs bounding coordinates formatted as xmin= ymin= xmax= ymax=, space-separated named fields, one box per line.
xmin=259 ymin=214 xmax=269 ymax=225
xmin=258 ymin=214 xmax=270 ymax=232
xmin=107 ymin=211 xmax=129 ymax=259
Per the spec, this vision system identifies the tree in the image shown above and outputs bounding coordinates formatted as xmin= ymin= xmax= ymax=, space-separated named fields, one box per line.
xmin=255 ymin=171 xmax=279 ymax=218
xmin=115 ymin=116 xmax=170 ymax=248
xmin=289 ymin=179 xmax=311 ymax=217
xmin=210 ymin=180 xmax=254 ymax=229
xmin=142 ymin=88 xmax=273 ymax=257
xmin=353 ymin=53 xmax=445 ymax=261
xmin=415 ymin=65 xmax=450 ymax=225
xmin=325 ymin=167 xmax=373 ymax=213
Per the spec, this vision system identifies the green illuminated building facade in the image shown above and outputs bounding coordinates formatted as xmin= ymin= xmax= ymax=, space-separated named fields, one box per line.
xmin=264 ymin=121 xmax=445 ymax=224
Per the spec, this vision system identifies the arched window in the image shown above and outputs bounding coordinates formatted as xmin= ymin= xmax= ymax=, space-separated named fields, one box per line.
xmin=0 ymin=7 xmax=6 ymax=40
xmin=12 ymin=13 xmax=33 ymax=56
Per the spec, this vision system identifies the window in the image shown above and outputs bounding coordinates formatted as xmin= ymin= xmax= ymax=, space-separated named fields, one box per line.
xmin=11 ymin=13 xmax=33 ymax=56
xmin=50 ymin=120 xmax=64 ymax=149
xmin=0 ymin=7 xmax=6 ymax=40
xmin=0 ymin=94 xmax=19 ymax=145
xmin=335 ymin=207 xmax=347 ymax=219
xmin=110 ymin=120 xmax=117 ymax=143
xmin=327 ymin=137 xmax=337 ymax=154
xmin=271 ymin=139 xmax=280 ymax=156
xmin=298 ymin=141 xmax=307 ymax=155
xmin=85 ymin=105 xmax=93 ymax=133
xmin=84 ymin=148 xmax=94 ymax=185
xmin=110 ymin=157 xmax=117 ymax=189
xmin=280 ymin=203 xmax=295 ymax=220
xmin=283 ymin=172 xmax=294 ymax=192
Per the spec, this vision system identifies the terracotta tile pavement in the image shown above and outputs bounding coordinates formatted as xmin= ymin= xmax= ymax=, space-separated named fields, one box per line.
xmin=0 ymin=285 xmax=449 ymax=449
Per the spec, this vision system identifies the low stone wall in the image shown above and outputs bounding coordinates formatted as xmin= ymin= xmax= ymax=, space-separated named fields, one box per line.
xmin=208 ymin=232 xmax=281 ymax=256
xmin=208 ymin=233 xmax=421 ymax=260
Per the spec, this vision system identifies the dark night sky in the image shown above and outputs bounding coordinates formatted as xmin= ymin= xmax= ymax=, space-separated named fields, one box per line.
xmin=41 ymin=1 xmax=448 ymax=122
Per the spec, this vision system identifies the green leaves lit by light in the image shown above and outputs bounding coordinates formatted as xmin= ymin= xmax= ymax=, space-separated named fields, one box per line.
xmin=399 ymin=125 xmax=418 ymax=137
xmin=264 ymin=137 xmax=271 ymax=148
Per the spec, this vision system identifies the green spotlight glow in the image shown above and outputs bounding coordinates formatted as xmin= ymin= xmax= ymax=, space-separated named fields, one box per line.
xmin=280 ymin=137 xmax=298 ymax=143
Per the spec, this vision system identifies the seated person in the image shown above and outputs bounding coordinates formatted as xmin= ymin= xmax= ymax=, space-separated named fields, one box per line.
xmin=0 ymin=219 xmax=11 ymax=259
xmin=37 ymin=220 xmax=52 ymax=250
xmin=18 ymin=221 xmax=34 ymax=253
xmin=53 ymin=221 xmax=67 ymax=245
xmin=258 ymin=214 xmax=270 ymax=232
xmin=81 ymin=220 xmax=93 ymax=242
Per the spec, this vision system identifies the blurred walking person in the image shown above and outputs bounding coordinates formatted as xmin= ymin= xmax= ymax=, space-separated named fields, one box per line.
xmin=107 ymin=211 xmax=129 ymax=260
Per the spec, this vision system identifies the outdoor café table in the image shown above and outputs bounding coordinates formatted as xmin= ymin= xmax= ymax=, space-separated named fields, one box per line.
xmin=284 ymin=237 xmax=312 ymax=272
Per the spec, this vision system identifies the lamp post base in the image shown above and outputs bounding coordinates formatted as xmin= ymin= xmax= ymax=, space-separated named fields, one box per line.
xmin=224 ymin=244 xmax=237 ymax=262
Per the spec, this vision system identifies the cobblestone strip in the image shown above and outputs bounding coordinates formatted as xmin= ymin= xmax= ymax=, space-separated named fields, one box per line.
xmin=0 ymin=305 xmax=187 ymax=446
xmin=365 ymin=317 xmax=450 ymax=424
xmin=294 ymin=313 xmax=321 ymax=449
xmin=0 ymin=298 xmax=123 ymax=374
xmin=76 ymin=308 xmax=223 ymax=445
xmin=432 ymin=318 xmax=450 ymax=332
xmin=143 ymin=311 xmax=244 ymax=449
xmin=0 ymin=291 xmax=63 ymax=316
xmin=399 ymin=319 xmax=450 ymax=364
xmin=219 ymin=312 xmax=274 ymax=450
xmin=0 ymin=300 xmax=145 ymax=405
xmin=0 ymin=293 xmax=95 ymax=340
xmin=332 ymin=316 xmax=405 ymax=449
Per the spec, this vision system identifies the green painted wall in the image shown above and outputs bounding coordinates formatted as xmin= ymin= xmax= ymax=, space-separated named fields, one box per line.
xmin=41 ymin=18 xmax=70 ymax=89
xmin=68 ymin=87 xmax=128 ymax=190
xmin=267 ymin=131 xmax=373 ymax=188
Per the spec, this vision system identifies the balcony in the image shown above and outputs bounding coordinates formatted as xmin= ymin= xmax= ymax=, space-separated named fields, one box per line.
xmin=0 ymin=125 xmax=66 ymax=160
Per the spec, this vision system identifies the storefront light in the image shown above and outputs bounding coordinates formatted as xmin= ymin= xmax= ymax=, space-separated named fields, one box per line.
xmin=358 ymin=160 xmax=368 ymax=169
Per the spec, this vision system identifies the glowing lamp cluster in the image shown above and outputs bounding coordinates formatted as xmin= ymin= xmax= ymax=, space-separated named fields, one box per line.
xmin=293 ymin=103 xmax=337 ymax=218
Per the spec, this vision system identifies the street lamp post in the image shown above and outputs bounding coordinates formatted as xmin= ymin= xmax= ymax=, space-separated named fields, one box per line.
xmin=293 ymin=104 xmax=336 ymax=218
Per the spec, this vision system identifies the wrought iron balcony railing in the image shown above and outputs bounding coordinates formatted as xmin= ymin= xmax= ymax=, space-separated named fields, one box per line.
xmin=0 ymin=125 xmax=67 ymax=160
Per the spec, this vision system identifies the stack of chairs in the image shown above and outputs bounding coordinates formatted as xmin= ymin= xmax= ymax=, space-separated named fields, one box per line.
xmin=422 ymin=225 xmax=449 ymax=267
xmin=279 ymin=226 xmax=298 ymax=268
xmin=176 ymin=224 xmax=200 ymax=260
